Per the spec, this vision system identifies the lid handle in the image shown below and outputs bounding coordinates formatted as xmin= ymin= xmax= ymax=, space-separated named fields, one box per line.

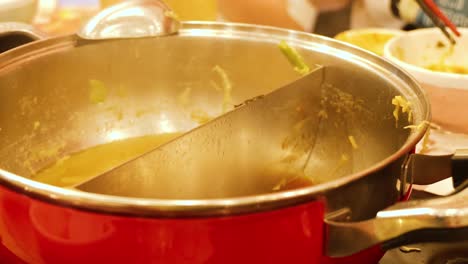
xmin=0 ymin=22 xmax=46 ymax=53
xmin=77 ymin=0 xmax=180 ymax=40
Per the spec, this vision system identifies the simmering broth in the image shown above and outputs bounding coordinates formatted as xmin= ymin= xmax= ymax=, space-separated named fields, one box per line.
xmin=33 ymin=132 xmax=314 ymax=193
xmin=33 ymin=133 xmax=180 ymax=187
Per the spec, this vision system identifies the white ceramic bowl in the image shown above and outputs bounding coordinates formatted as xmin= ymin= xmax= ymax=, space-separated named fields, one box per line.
xmin=0 ymin=0 xmax=38 ymax=23
xmin=384 ymin=28 xmax=468 ymax=133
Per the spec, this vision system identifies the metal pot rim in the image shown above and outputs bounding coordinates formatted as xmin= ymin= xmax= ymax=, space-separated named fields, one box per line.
xmin=0 ymin=21 xmax=431 ymax=218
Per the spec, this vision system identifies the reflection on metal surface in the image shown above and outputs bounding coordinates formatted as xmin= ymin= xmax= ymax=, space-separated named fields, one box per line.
xmin=157 ymin=112 xmax=177 ymax=134
xmin=399 ymin=246 xmax=422 ymax=253
xmin=77 ymin=0 xmax=179 ymax=40
xmin=106 ymin=130 xmax=126 ymax=141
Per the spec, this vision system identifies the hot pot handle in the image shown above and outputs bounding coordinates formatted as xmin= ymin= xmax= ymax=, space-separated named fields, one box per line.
xmin=326 ymin=183 xmax=468 ymax=257
xmin=409 ymin=149 xmax=468 ymax=188
xmin=0 ymin=22 xmax=47 ymax=53
xmin=325 ymin=151 xmax=468 ymax=258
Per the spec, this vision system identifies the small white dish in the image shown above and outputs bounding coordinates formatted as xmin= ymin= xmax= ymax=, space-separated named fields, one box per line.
xmin=384 ymin=28 xmax=468 ymax=133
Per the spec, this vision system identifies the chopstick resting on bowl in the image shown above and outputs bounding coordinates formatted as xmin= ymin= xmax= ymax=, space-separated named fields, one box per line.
xmin=415 ymin=0 xmax=461 ymax=44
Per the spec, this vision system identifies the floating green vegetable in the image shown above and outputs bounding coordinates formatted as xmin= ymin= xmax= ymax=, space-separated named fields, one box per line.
xmin=391 ymin=95 xmax=412 ymax=127
xmin=404 ymin=120 xmax=430 ymax=131
xmin=278 ymin=40 xmax=311 ymax=75
xmin=89 ymin=79 xmax=108 ymax=104
xmin=212 ymin=65 xmax=233 ymax=113
xmin=348 ymin=135 xmax=358 ymax=149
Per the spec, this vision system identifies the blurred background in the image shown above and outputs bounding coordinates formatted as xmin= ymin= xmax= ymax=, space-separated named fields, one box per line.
xmin=0 ymin=0 xmax=431 ymax=37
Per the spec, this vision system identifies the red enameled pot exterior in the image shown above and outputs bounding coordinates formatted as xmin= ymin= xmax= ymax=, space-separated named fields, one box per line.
xmin=0 ymin=186 xmax=326 ymax=264
xmin=0 ymin=184 xmax=410 ymax=264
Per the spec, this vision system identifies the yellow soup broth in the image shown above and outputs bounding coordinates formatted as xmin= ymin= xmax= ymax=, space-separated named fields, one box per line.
xmin=33 ymin=133 xmax=181 ymax=187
